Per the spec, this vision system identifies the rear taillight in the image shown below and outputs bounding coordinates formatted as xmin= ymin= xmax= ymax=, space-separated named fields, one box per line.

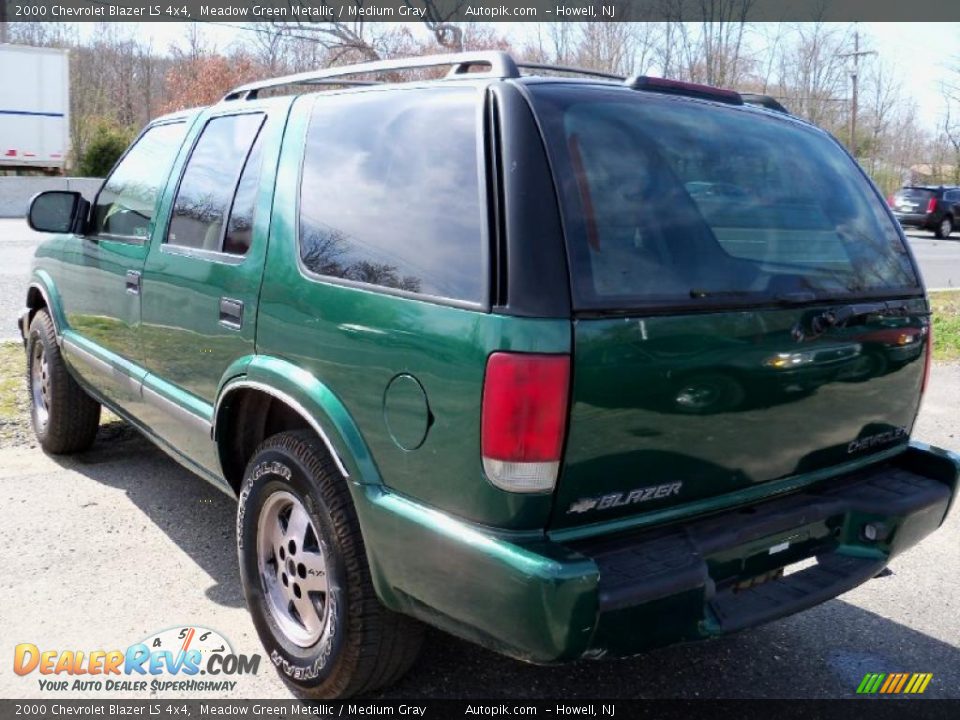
xmin=887 ymin=194 xmax=895 ymax=207
xmin=921 ymin=322 xmax=933 ymax=397
xmin=927 ymin=197 xmax=938 ymax=213
xmin=481 ymin=352 xmax=570 ymax=493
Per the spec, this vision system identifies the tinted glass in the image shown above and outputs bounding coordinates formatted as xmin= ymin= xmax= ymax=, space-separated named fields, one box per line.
xmin=300 ymin=88 xmax=484 ymax=303
xmin=92 ymin=122 xmax=187 ymax=240
xmin=896 ymin=188 xmax=935 ymax=200
xmin=167 ymin=114 xmax=264 ymax=251
xmin=223 ymin=130 xmax=266 ymax=256
xmin=893 ymin=188 xmax=935 ymax=211
xmin=530 ymin=86 xmax=919 ymax=309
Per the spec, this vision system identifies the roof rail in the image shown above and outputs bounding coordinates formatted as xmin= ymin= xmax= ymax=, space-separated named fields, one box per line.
xmin=223 ymin=51 xmax=521 ymax=101
xmin=515 ymin=61 xmax=623 ymax=81
xmin=221 ymin=51 xmax=634 ymax=101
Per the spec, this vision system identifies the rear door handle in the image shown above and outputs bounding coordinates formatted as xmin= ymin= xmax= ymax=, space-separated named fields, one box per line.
xmin=126 ymin=270 xmax=141 ymax=294
xmin=219 ymin=297 xmax=244 ymax=329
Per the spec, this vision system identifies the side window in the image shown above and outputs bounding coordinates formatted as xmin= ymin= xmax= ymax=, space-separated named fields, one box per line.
xmin=223 ymin=131 xmax=265 ymax=256
xmin=92 ymin=122 xmax=187 ymax=240
xmin=299 ymin=88 xmax=484 ymax=303
xmin=167 ymin=114 xmax=265 ymax=253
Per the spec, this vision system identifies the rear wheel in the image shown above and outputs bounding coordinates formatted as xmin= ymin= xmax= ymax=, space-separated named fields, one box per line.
xmin=26 ymin=309 xmax=101 ymax=454
xmin=237 ymin=430 xmax=423 ymax=698
xmin=935 ymin=216 xmax=953 ymax=239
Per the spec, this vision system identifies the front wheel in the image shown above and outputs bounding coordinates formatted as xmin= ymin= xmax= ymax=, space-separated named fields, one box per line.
xmin=935 ymin=216 xmax=953 ymax=239
xmin=237 ymin=431 xmax=423 ymax=698
xmin=26 ymin=309 xmax=101 ymax=454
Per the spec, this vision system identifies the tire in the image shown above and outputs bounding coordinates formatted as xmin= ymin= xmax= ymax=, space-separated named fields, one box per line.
xmin=237 ymin=430 xmax=423 ymax=698
xmin=935 ymin=216 xmax=953 ymax=239
xmin=26 ymin=309 xmax=101 ymax=454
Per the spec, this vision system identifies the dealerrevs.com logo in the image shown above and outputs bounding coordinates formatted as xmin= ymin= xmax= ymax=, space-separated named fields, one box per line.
xmin=14 ymin=626 xmax=261 ymax=694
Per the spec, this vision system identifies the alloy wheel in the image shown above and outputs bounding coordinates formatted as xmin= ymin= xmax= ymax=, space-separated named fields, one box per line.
xmin=256 ymin=490 xmax=330 ymax=647
xmin=30 ymin=341 xmax=50 ymax=430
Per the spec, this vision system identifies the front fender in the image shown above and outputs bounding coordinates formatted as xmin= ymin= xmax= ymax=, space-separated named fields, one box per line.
xmin=213 ymin=354 xmax=382 ymax=487
xmin=26 ymin=271 xmax=68 ymax=339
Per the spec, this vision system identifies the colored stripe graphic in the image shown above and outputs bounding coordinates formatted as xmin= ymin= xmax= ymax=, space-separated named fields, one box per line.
xmin=879 ymin=674 xmax=896 ymax=693
xmin=857 ymin=673 xmax=932 ymax=694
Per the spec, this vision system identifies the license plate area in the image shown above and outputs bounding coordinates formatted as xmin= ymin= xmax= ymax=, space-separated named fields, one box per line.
xmin=706 ymin=518 xmax=839 ymax=593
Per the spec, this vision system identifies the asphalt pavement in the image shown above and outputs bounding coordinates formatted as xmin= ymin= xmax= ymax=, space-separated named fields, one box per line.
xmin=1 ymin=218 xmax=959 ymax=700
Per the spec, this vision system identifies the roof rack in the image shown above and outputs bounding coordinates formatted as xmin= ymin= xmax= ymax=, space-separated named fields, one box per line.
xmin=222 ymin=50 xmax=747 ymax=107
xmin=514 ymin=61 xmax=623 ymax=81
xmin=223 ymin=51 xmax=520 ymax=100
xmin=223 ymin=51 xmax=631 ymax=101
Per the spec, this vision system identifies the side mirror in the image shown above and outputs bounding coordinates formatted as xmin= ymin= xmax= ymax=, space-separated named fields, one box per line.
xmin=27 ymin=191 xmax=89 ymax=235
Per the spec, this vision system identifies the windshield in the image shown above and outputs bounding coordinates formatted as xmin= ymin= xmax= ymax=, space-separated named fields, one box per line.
xmin=528 ymin=85 xmax=919 ymax=310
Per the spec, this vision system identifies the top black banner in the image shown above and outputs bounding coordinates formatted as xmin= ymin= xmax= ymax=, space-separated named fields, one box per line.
xmin=3 ymin=0 xmax=960 ymax=22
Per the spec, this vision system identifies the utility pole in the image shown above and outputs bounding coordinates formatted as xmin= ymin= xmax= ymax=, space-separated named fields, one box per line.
xmin=839 ymin=27 xmax=877 ymax=158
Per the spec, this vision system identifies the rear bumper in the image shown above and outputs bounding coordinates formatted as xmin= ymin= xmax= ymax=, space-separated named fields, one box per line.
xmin=894 ymin=212 xmax=934 ymax=229
xmin=358 ymin=442 xmax=959 ymax=663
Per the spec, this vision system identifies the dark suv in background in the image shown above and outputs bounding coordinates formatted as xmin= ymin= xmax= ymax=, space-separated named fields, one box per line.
xmin=890 ymin=185 xmax=960 ymax=238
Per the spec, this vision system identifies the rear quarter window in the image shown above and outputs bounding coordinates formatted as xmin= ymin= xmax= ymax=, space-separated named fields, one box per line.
xmin=298 ymin=87 xmax=485 ymax=305
xmin=528 ymin=85 xmax=919 ymax=310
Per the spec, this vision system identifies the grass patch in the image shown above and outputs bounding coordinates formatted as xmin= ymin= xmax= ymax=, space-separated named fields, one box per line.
xmin=0 ymin=340 xmax=123 ymax=448
xmin=930 ymin=290 xmax=960 ymax=362
xmin=0 ymin=341 xmax=30 ymax=446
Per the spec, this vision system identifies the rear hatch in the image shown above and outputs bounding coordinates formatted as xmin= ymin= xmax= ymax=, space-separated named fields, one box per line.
xmin=892 ymin=187 xmax=935 ymax=216
xmin=526 ymin=83 xmax=929 ymax=529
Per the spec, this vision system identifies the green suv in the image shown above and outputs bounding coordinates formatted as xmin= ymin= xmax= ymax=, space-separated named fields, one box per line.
xmin=20 ymin=52 xmax=959 ymax=698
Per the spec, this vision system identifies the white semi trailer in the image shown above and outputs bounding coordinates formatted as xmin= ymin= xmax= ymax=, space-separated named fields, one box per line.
xmin=0 ymin=44 xmax=70 ymax=173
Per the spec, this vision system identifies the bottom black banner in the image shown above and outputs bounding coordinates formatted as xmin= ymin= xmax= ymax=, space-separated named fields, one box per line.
xmin=1 ymin=699 xmax=958 ymax=720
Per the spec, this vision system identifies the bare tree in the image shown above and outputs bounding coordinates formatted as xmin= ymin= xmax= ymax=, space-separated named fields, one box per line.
xmin=771 ymin=22 xmax=849 ymax=130
xmin=265 ymin=0 xmax=468 ymax=65
xmin=655 ymin=1 xmax=755 ymax=87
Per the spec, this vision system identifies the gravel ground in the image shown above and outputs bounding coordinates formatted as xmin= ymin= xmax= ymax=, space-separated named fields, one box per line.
xmin=0 ymin=360 xmax=957 ymax=700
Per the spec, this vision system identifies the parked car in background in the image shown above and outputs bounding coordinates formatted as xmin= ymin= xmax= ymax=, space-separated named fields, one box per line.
xmin=18 ymin=52 xmax=959 ymax=699
xmin=889 ymin=185 xmax=960 ymax=239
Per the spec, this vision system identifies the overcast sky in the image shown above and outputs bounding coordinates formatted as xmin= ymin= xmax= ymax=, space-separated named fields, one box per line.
xmin=86 ymin=21 xmax=959 ymax=132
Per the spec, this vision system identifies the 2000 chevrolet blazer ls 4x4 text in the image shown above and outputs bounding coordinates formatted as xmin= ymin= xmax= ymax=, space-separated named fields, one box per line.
xmin=19 ymin=52 xmax=959 ymax=698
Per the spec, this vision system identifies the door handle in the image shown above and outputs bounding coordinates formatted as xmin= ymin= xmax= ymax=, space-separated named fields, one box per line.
xmin=126 ymin=270 xmax=141 ymax=294
xmin=219 ymin=297 xmax=244 ymax=329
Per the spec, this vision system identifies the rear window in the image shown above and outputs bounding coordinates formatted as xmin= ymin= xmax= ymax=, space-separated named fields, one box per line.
xmin=528 ymin=85 xmax=919 ymax=310
xmin=299 ymin=87 xmax=485 ymax=304
xmin=895 ymin=188 xmax=935 ymax=202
